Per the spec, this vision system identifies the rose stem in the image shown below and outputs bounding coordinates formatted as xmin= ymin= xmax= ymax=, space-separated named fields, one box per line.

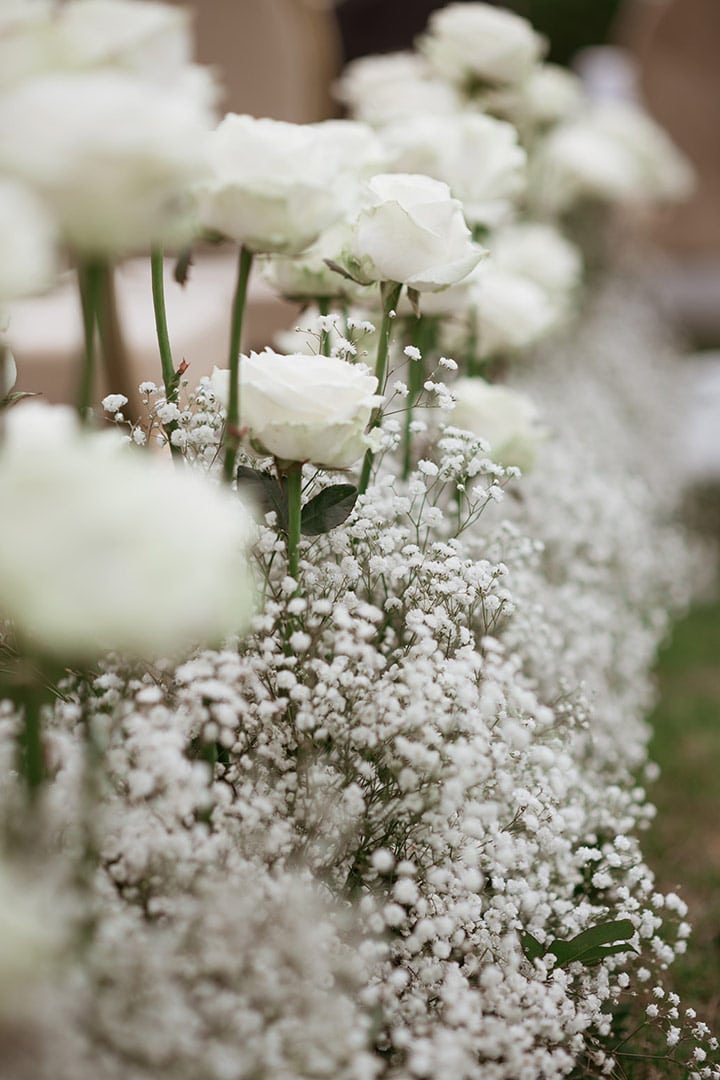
xmin=285 ymin=462 xmax=303 ymax=585
xmin=402 ymin=315 xmax=437 ymax=480
xmin=150 ymin=247 xmax=183 ymax=461
xmin=76 ymin=259 xmax=104 ymax=423
xmin=358 ymin=280 xmax=402 ymax=496
xmin=318 ymin=296 xmax=330 ymax=355
xmin=18 ymin=685 xmax=44 ymax=798
xmin=222 ymin=244 xmax=254 ymax=484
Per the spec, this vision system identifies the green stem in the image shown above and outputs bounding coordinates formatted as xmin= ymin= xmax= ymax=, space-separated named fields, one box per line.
xmin=358 ymin=281 xmax=402 ymax=496
xmin=318 ymin=296 xmax=330 ymax=355
xmin=76 ymin=260 xmax=104 ymax=422
xmin=402 ymin=316 xmax=438 ymax=480
xmin=18 ymin=687 xmax=44 ymax=797
xmin=286 ymin=464 xmax=302 ymax=584
xmin=222 ymin=245 xmax=254 ymax=484
xmin=150 ymin=248 xmax=183 ymax=461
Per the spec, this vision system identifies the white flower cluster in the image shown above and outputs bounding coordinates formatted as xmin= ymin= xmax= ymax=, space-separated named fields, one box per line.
xmin=0 ymin=3 xmax=714 ymax=1080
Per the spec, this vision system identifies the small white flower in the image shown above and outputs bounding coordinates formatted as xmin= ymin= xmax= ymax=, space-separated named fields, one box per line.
xmin=102 ymin=393 xmax=129 ymax=414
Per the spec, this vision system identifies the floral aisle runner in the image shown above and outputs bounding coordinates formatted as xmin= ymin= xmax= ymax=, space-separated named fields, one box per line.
xmin=0 ymin=2 xmax=717 ymax=1078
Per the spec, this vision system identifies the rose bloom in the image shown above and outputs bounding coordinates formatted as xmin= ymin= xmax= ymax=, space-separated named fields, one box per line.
xmin=342 ymin=173 xmax=483 ymax=292
xmin=212 ymin=350 xmax=382 ymax=470
xmin=334 ymin=51 xmax=463 ymax=128
xmin=419 ymin=2 xmax=545 ymax=88
xmin=463 ymin=263 xmax=560 ymax=359
xmin=381 ymin=112 xmax=526 ymax=229
xmin=449 ymin=377 xmax=546 ymax=472
xmin=0 ymin=177 xmax=56 ymax=299
xmin=0 ymin=69 xmax=215 ymax=255
xmin=0 ymin=403 xmax=257 ymax=661
xmin=491 ymin=222 xmax=582 ymax=306
xmin=198 ymin=114 xmax=352 ymax=255
xmin=532 ymin=101 xmax=694 ymax=214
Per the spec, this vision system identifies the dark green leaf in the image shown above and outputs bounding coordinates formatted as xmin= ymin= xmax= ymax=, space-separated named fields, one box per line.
xmin=174 ymin=247 xmax=194 ymax=287
xmin=550 ymin=919 xmax=636 ymax=967
xmin=236 ymin=466 xmax=288 ymax=530
xmin=406 ymin=287 xmax=421 ymax=317
xmin=0 ymin=390 xmax=38 ymax=410
xmin=301 ymin=484 xmax=357 ymax=536
xmin=521 ymin=932 xmax=545 ymax=962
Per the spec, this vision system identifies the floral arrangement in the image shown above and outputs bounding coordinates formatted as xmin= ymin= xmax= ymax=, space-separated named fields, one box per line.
xmin=0 ymin=2 xmax=716 ymax=1078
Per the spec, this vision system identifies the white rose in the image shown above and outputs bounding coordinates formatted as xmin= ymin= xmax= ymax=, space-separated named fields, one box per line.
xmin=1 ymin=350 xmax=17 ymax=399
xmin=198 ymin=115 xmax=349 ymax=255
xmin=212 ymin=350 xmax=382 ymax=470
xmin=264 ymin=219 xmax=373 ymax=302
xmin=0 ymin=861 xmax=63 ymax=1020
xmin=343 ymin=173 xmax=483 ymax=292
xmin=0 ymin=178 xmax=56 ymax=300
xmin=381 ymin=112 xmax=526 ymax=229
xmin=53 ymin=0 xmax=192 ymax=82
xmin=0 ymin=403 xmax=257 ymax=660
xmin=419 ymin=2 xmax=545 ymax=88
xmin=0 ymin=70 xmax=215 ymax=255
xmin=449 ymin=377 xmax=545 ymax=471
xmin=335 ymin=51 xmax=463 ymax=128
xmin=532 ymin=102 xmax=694 ymax=214
xmin=0 ymin=2 xmax=55 ymax=89
xmin=471 ymin=263 xmax=559 ymax=358
xmin=522 ymin=64 xmax=586 ymax=126
xmin=491 ymin=222 xmax=582 ymax=304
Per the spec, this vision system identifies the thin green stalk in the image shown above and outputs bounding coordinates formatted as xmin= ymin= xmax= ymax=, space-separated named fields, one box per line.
xmin=286 ymin=464 xmax=302 ymax=584
xmin=318 ymin=296 xmax=330 ymax=355
xmin=402 ymin=316 xmax=438 ymax=480
xmin=222 ymin=245 xmax=254 ymax=484
xmin=358 ymin=281 xmax=402 ymax=496
xmin=151 ymin=248 xmax=183 ymax=461
xmin=18 ymin=687 xmax=44 ymax=797
xmin=76 ymin=260 xmax=104 ymax=422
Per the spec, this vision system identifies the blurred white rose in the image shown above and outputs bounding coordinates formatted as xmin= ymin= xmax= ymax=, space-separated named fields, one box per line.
xmin=1 ymin=350 xmax=17 ymax=399
xmin=491 ymin=222 xmax=582 ymax=306
xmin=472 ymin=263 xmax=559 ymax=358
xmin=53 ymin=0 xmax=192 ymax=81
xmin=420 ymin=2 xmax=545 ymax=88
xmin=0 ymin=70 xmax=215 ymax=255
xmin=263 ymin=219 xmax=373 ymax=302
xmin=381 ymin=112 xmax=526 ymax=229
xmin=335 ymin=51 xmax=463 ymax=127
xmin=198 ymin=115 xmax=352 ymax=255
xmin=0 ymin=403 xmax=257 ymax=660
xmin=532 ymin=101 xmax=695 ymax=214
xmin=523 ymin=63 xmax=586 ymax=126
xmin=212 ymin=350 xmax=382 ymax=470
xmin=0 ymin=178 xmax=56 ymax=299
xmin=449 ymin=377 xmax=545 ymax=471
xmin=343 ymin=173 xmax=484 ymax=292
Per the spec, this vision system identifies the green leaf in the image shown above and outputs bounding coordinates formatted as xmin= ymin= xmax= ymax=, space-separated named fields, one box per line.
xmin=324 ymin=258 xmax=360 ymax=284
xmin=0 ymin=390 xmax=38 ymax=410
xmin=521 ymin=932 xmax=545 ymax=962
xmin=549 ymin=919 xmax=636 ymax=967
xmin=235 ymin=466 xmax=288 ymax=531
xmin=301 ymin=484 xmax=357 ymax=536
xmin=406 ymin=287 xmax=421 ymax=317
xmin=173 ymin=247 xmax=194 ymax=287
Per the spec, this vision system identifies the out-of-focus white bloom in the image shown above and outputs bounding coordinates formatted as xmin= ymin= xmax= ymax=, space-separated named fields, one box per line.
xmin=0 ymin=70 xmax=214 ymax=255
xmin=198 ymin=115 xmax=349 ymax=255
xmin=0 ymin=402 xmax=257 ymax=660
xmin=52 ymin=0 xmax=193 ymax=81
xmin=381 ymin=112 xmax=526 ymax=229
xmin=212 ymin=349 xmax=381 ymax=470
xmin=1 ymin=349 xmax=17 ymax=399
xmin=0 ymin=2 xmax=55 ymax=89
xmin=0 ymin=862 xmax=63 ymax=1019
xmin=449 ymin=376 xmax=545 ymax=471
xmin=532 ymin=101 xmax=695 ymax=214
xmin=419 ymin=2 xmax=545 ymax=88
xmin=342 ymin=173 xmax=483 ymax=292
xmin=334 ymin=50 xmax=462 ymax=127
xmin=472 ymin=263 xmax=560 ymax=357
xmin=491 ymin=222 xmax=582 ymax=306
xmin=523 ymin=63 xmax=586 ymax=126
xmin=310 ymin=120 xmax=389 ymax=207
xmin=0 ymin=178 xmax=56 ymax=299
xmin=263 ymin=220 xmax=372 ymax=303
